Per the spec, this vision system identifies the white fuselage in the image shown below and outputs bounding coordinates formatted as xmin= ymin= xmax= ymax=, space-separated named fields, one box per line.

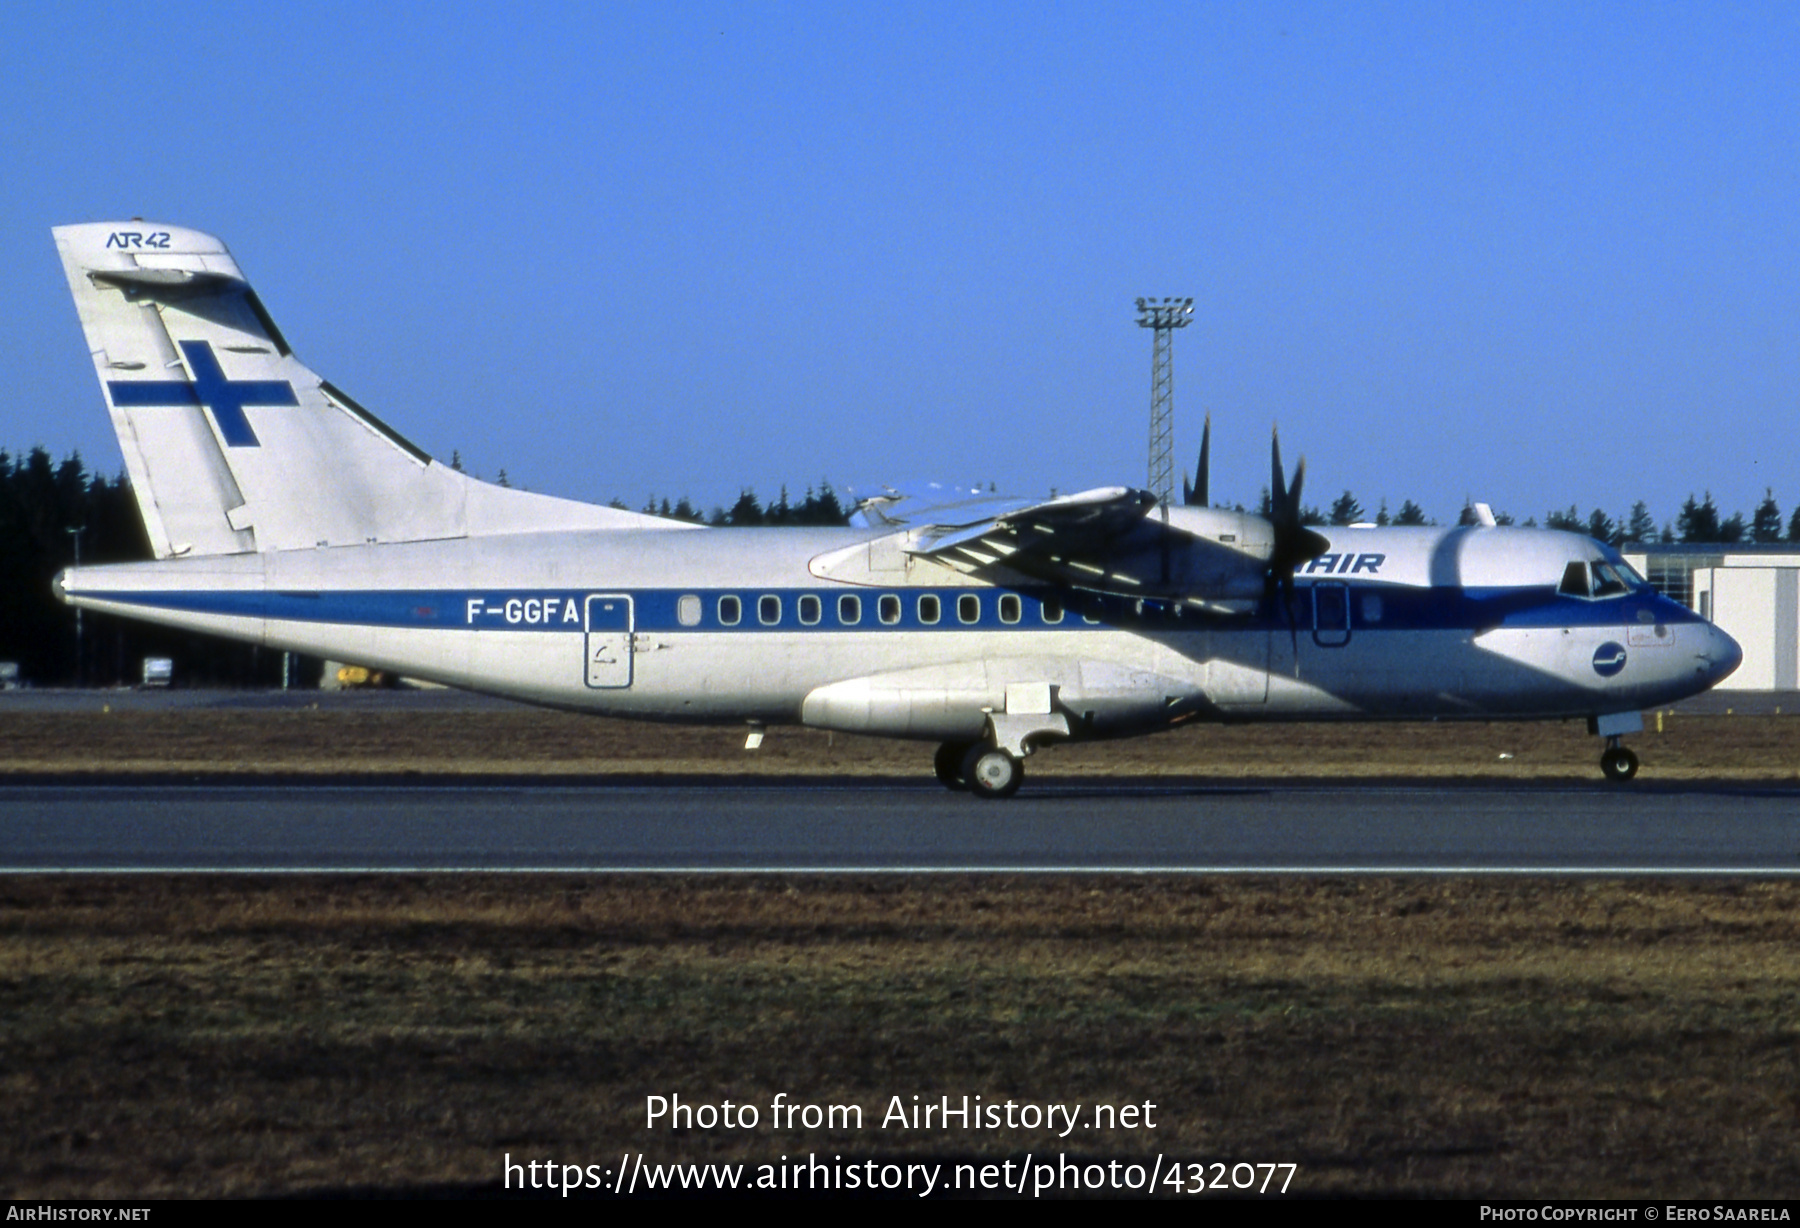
xmin=58 ymin=523 xmax=1742 ymax=742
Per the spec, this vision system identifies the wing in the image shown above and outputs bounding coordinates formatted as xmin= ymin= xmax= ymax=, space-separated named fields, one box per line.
xmin=892 ymin=486 xmax=1273 ymax=610
xmin=839 ymin=434 xmax=1327 ymax=610
xmin=907 ymin=484 xmax=1155 ymax=564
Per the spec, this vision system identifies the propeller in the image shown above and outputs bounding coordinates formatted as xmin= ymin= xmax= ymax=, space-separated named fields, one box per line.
xmin=1265 ymin=428 xmax=1330 ymax=645
xmin=1181 ymin=415 xmax=1210 ymax=507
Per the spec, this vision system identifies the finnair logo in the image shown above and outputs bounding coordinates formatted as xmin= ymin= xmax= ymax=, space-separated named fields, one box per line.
xmin=1592 ymin=642 xmax=1628 ymax=677
xmin=105 ymin=231 xmax=171 ymax=249
xmin=105 ymin=340 xmax=297 ymax=447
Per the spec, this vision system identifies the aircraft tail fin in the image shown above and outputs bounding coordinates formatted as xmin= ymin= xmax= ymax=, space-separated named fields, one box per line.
xmin=53 ymin=222 xmax=677 ymax=558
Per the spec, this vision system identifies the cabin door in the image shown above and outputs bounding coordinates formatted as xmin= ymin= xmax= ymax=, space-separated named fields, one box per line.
xmin=584 ymin=594 xmax=634 ymax=688
xmin=1312 ymin=582 xmax=1352 ymax=647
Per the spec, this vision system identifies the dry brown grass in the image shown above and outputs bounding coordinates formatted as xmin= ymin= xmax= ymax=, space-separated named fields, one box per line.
xmin=2 ymin=707 xmax=1797 ymax=779
xmin=3 ymin=876 xmax=1798 ymax=1198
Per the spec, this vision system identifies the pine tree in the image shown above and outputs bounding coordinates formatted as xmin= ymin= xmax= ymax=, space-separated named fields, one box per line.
xmin=1374 ymin=499 xmax=1390 ymax=527
xmin=1394 ymin=500 xmax=1430 ymax=526
xmin=1546 ymin=505 xmax=1583 ymax=531
xmin=726 ymin=489 xmax=764 ymax=526
xmin=1752 ymin=489 xmax=1783 ymax=542
xmin=1328 ymin=491 xmax=1364 ymax=525
xmin=1677 ymin=493 xmax=1721 ymax=542
xmin=1586 ymin=509 xmax=1616 ymax=545
xmin=1626 ymin=502 xmax=1657 ymax=543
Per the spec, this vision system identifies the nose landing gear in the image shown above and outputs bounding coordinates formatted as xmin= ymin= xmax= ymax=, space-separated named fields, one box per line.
xmin=1590 ymin=712 xmax=1644 ymax=782
xmin=1600 ymin=739 xmax=1640 ymax=782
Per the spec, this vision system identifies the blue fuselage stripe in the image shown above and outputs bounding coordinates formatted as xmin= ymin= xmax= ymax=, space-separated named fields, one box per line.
xmin=89 ymin=585 xmax=1704 ymax=636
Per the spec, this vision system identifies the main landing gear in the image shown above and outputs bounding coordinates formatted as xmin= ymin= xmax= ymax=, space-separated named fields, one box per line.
xmin=961 ymin=744 xmax=1025 ymax=799
xmin=933 ymin=739 xmax=1026 ymax=798
xmin=936 ymin=741 xmax=1022 ymax=799
xmin=934 ymin=697 xmax=1069 ymax=800
xmin=934 ymin=740 xmax=976 ymax=790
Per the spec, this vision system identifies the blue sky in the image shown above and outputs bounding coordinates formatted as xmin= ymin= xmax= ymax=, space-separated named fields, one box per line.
xmin=5 ymin=2 xmax=1797 ymax=529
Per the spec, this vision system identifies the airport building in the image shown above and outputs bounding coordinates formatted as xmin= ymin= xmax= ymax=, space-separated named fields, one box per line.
xmin=1622 ymin=543 xmax=1800 ymax=692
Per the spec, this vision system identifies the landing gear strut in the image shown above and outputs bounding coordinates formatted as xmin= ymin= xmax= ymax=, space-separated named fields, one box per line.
xmin=1600 ymin=738 xmax=1639 ymax=782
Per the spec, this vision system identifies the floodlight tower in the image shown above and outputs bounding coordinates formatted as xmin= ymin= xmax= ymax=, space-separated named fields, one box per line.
xmin=1136 ymin=297 xmax=1193 ymax=508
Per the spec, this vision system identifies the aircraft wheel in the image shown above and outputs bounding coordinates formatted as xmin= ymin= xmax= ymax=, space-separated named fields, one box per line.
xmin=1600 ymin=746 xmax=1640 ymax=782
xmin=961 ymin=744 xmax=1024 ymax=800
xmin=934 ymin=740 xmax=976 ymax=791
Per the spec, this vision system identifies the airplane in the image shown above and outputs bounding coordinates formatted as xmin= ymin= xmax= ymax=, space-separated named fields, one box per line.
xmin=49 ymin=221 xmax=1742 ymax=798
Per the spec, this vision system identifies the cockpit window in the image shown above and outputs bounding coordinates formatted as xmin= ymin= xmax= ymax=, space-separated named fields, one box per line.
xmin=1560 ymin=559 xmax=1637 ymax=600
xmin=1591 ymin=562 xmax=1630 ymax=598
xmin=1558 ymin=562 xmax=1590 ymax=598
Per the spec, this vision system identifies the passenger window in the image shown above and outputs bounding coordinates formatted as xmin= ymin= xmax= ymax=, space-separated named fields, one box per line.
xmin=677 ymin=594 xmax=702 ymax=626
xmin=999 ymin=594 xmax=1021 ymax=624
xmin=717 ymin=595 xmax=741 ymax=626
xmin=917 ymin=594 xmax=941 ymax=625
xmin=758 ymin=595 xmax=781 ymax=625
xmin=1040 ymin=598 xmax=1064 ymax=624
xmin=838 ymin=594 xmax=861 ymax=624
xmin=798 ymin=594 xmax=821 ymax=625
xmin=879 ymin=594 xmax=901 ymax=624
xmin=957 ymin=594 xmax=980 ymax=624
xmin=1558 ymin=562 xmax=1591 ymax=598
xmin=1359 ymin=592 xmax=1383 ymax=623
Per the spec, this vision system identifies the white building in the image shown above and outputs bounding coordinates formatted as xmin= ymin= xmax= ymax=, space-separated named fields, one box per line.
xmin=1622 ymin=543 xmax=1799 ymax=692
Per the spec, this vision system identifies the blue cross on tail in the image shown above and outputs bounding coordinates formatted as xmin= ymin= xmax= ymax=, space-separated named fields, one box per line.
xmin=106 ymin=340 xmax=298 ymax=447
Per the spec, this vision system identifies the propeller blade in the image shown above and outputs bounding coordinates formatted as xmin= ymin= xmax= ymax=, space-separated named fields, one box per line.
xmin=1264 ymin=427 xmax=1330 ymax=580
xmin=1186 ymin=415 xmax=1211 ymax=507
xmin=1270 ymin=428 xmax=1287 ymax=515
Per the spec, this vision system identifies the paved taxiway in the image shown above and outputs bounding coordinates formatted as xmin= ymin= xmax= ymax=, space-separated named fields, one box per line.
xmin=3 ymin=779 xmax=1797 ymax=872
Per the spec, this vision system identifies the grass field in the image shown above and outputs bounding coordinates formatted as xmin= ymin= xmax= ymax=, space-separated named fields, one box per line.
xmin=2 ymin=709 xmax=1798 ymax=1198
xmin=2 ymin=875 xmax=1798 ymax=1198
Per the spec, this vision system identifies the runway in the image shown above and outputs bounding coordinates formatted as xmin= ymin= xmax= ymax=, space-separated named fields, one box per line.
xmin=4 ymin=778 xmax=1798 ymax=872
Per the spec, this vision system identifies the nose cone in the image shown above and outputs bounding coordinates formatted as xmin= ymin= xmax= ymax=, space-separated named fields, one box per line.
xmin=1701 ymin=621 xmax=1743 ymax=688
